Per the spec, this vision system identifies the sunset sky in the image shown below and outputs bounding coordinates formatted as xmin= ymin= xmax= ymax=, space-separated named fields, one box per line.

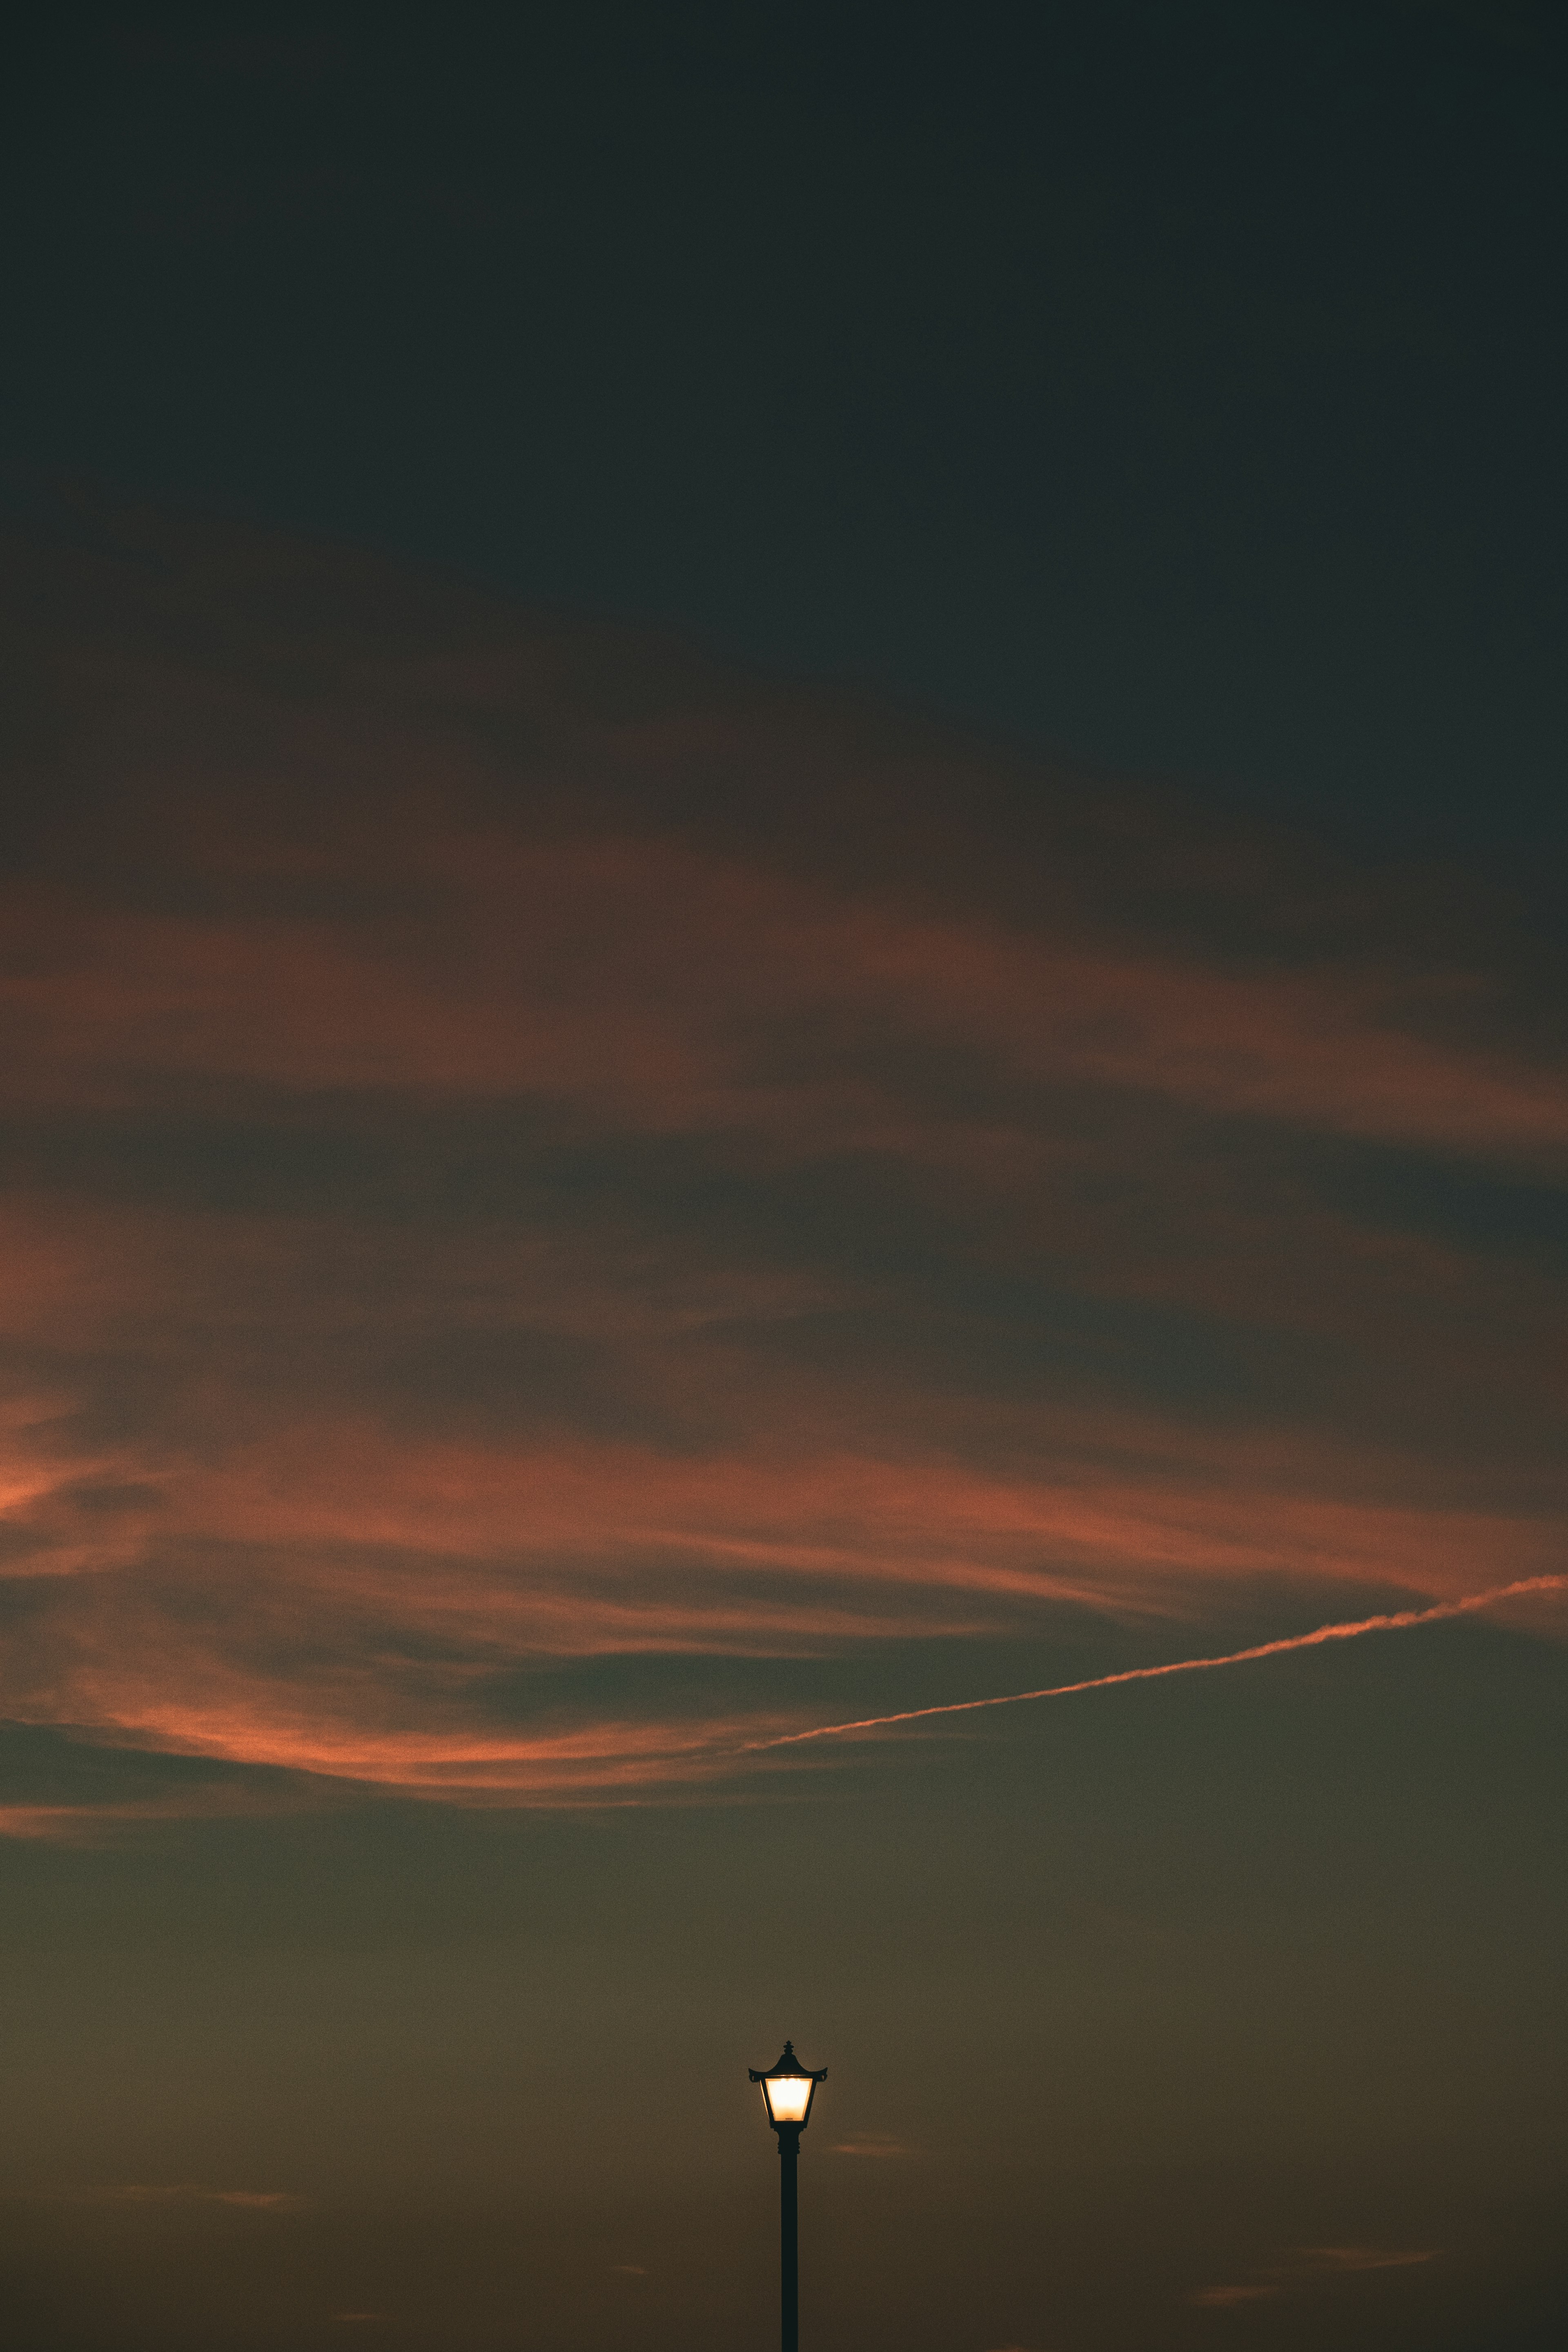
xmin=2 ymin=8 xmax=1566 ymax=2352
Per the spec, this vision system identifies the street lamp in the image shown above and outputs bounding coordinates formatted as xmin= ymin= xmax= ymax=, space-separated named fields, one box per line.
xmin=749 ymin=2040 xmax=827 ymax=2352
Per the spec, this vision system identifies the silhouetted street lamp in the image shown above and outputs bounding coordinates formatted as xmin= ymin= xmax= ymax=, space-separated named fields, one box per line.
xmin=749 ymin=2040 xmax=827 ymax=2352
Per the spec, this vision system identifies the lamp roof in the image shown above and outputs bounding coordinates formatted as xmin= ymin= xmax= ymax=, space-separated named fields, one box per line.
xmin=749 ymin=2039 xmax=828 ymax=2083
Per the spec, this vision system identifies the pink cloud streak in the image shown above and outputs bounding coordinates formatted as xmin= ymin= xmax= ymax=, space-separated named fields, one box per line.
xmin=4 ymin=828 xmax=1565 ymax=1163
xmin=754 ymin=1575 xmax=1568 ymax=1747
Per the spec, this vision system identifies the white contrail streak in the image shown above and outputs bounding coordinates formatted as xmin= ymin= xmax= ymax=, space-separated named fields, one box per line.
xmin=750 ymin=1574 xmax=1566 ymax=1750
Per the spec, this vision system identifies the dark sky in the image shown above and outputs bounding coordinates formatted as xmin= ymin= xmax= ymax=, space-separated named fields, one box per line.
xmin=8 ymin=1 xmax=1568 ymax=849
xmin=1 ymin=9 xmax=1566 ymax=2352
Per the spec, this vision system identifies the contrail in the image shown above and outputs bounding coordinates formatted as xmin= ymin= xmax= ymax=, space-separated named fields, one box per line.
xmin=751 ymin=1574 xmax=1566 ymax=1750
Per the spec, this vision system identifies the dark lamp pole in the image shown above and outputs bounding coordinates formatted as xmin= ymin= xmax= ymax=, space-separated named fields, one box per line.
xmin=749 ymin=2041 xmax=827 ymax=2352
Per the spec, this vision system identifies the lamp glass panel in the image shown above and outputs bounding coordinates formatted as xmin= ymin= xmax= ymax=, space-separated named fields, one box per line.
xmin=766 ymin=2076 xmax=814 ymax=2124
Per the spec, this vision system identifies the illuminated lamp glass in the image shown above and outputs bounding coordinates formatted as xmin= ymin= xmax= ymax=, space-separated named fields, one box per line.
xmin=749 ymin=2041 xmax=826 ymax=2130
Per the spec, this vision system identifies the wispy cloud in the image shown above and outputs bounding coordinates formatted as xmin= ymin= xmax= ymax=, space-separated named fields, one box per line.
xmin=1 ymin=520 xmax=1564 ymax=1819
xmin=754 ymin=1577 xmax=1566 ymax=1749
xmin=40 ymin=2185 xmax=303 ymax=2211
xmin=1283 ymin=2246 xmax=1437 ymax=2274
xmin=1193 ymin=2243 xmax=1437 ymax=2305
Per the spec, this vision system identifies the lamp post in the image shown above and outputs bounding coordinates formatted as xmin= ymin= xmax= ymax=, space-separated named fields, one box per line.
xmin=749 ymin=2040 xmax=827 ymax=2352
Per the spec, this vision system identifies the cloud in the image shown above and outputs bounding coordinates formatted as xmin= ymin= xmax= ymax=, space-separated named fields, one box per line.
xmin=756 ymin=1577 xmax=1566 ymax=1749
xmin=6 ymin=823 xmax=1564 ymax=1166
xmin=4 ymin=1424 xmax=1559 ymax=1804
xmin=41 ymin=2185 xmax=303 ymax=2211
xmin=0 ymin=1793 xmax=314 ymax=1843
xmin=1284 ymin=2246 xmax=1437 ymax=2274
xmin=831 ymin=2132 xmax=918 ymax=2156
xmin=1 ymin=517 xmax=1564 ymax=1819
xmin=1193 ymin=2243 xmax=1437 ymax=2305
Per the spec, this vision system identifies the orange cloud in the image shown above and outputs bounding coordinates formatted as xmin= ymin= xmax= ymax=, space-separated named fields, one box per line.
xmin=4 ymin=833 xmax=1564 ymax=1165
xmin=3 ymin=1440 xmax=1559 ymax=1806
xmin=1 ymin=521 xmax=1563 ymax=1823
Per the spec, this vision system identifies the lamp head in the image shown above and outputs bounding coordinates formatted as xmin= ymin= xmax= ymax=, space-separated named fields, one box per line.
xmin=748 ymin=2039 xmax=828 ymax=2131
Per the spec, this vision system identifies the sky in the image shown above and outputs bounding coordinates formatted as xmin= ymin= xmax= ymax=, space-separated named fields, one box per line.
xmin=1 ymin=7 xmax=1565 ymax=2352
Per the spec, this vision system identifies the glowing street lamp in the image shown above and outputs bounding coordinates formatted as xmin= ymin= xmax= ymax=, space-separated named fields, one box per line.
xmin=749 ymin=2041 xmax=827 ymax=2352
